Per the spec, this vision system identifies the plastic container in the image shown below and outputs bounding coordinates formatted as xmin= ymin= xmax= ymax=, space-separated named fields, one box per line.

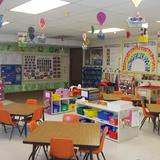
xmin=98 ymin=111 xmax=113 ymax=121
xmin=109 ymin=130 xmax=118 ymax=140
xmin=77 ymin=106 xmax=89 ymax=115
xmin=83 ymin=109 xmax=98 ymax=118
xmin=61 ymin=104 xmax=68 ymax=112
xmin=52 ymin=93 xmax=61 ymax=101
xmin=52 ymin=105 xmax=60 ymax=113
xmin=68 ymin=104 xmax=75 ymax=111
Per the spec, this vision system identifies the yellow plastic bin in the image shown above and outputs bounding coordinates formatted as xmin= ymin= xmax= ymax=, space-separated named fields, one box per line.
xmin=68 ymin=104 xmax=75 ymax=111
xmin=83 ymin=109 xmax=98 ymax=118
xmin=52 ymin=93 xmax=60 ymax=101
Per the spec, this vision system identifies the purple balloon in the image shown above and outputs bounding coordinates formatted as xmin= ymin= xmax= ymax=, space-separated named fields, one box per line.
xmin=97 ymin=12 xmax=106 ymax=25
xmin=0 ymin=0 xmax=3 ymax=5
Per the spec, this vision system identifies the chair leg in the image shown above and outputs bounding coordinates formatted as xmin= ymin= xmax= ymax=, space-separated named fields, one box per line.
xmin=16 ymin=124 xmax=22 ymax=136
xmin=139 ymin=117 xmax=147 ymax=129
xmin=9 ymin=126 xmax=14 ymax=140
xmin=101 ymin=152 xmax=106 ymax=160
xmin=96 ymin=154 xmax=100 ymax=160
xmin=83 ymin=153 xmax=88 ymax=160
xmin=3 ymin=124 xmax=7 ymax=133
xmin=28 ymin=146 xmax=39 ymax=160
xmin=42 ymin=145 xmax=49 ymax=160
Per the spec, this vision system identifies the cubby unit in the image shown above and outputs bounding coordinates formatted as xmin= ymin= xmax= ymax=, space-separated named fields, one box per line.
xmin=75 ymin=100 xmax=140 ymax=142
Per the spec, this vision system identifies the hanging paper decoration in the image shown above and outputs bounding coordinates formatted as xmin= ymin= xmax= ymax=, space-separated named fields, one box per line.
xmin=138 ymin=27 xmax=148 ymax=43
xmin=127 ymin=15 xmax=145 ymax=27
xmin=0 ymin=0 xmax=3 ymax=6
xmin=37 ymin=34 xmax=46 ymax=43
xmin=131 ymin=0 xmax=143 ymax=7
xmin=82 ymin=33 xmax=87 ymax=41
xmin=17 ymin=32 xmax=27 ymax=48
xmin=28 ymin=26 xmax=35 ymax=41
xmin=64 ymin=11 xmax=70 ymax=17
xmin=0 ymin=15 xmax=3 ymax=28
xmin=97 ymin=12 xmax=106 ymax=26
xmin=39 ymin=18 xmax=46 ymax=29
xmin=91 ymin=25 xmax=95 ymax=34
xmin=97 ymin=30 xmax=105 ymax=40
xmin=126 ymin=31 xmax=131 ymax=39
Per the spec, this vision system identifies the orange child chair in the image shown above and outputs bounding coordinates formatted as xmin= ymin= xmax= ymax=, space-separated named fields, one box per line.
xmin=63 ymin=114 xmax=79 ymax=123
xmin=49 ymin=138 xmax=78 ymax=160
xmin=79 ymin=127 xmax=108 ymax=160
xmin=21 ymin=107 xmax=44 ymax=135
xmin=28 ymin=120 xmax=48 ymax=160
xmin=26 ymin=99 xmax=38 ymax=105
xmin=156 ymin=98 xmax=160 ymax=104
xmin=0 ymin=109 xmax=21 ymax=140
xmin=0 ymin=101 xmax=4 ymax=109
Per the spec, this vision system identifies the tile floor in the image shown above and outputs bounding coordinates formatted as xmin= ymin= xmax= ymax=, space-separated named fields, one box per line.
xmin=1 ymin=92 xmax=160 ymax=160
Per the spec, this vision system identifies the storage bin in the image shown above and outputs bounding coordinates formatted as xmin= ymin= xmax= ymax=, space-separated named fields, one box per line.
xmin=83 ymin=109 xmax=98 ymax=118
xmin=98 ymin=111 xmax=113 ymax=121
xmin=52 ymin=93 xmax=60 ymax=101
xmin=61 ymin=104 xmax=68 ymax=112
xmin=52 ymin=105 xmax=60 ymax=113
xmin=109 ymin=130 xmax=118 ymax=140
xmin=77 ymin=106 xmax=89 ymax=115
xmin=68 ymin=104 xmax=75 ymax=111
xmin=44 ymin=107 xmax=51 ymax=115
xmin=101 ymin=124 xmax=108 ymax=133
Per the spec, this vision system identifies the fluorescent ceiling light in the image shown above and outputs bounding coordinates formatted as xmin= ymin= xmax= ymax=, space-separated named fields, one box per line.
xmin=157 ymin=21 xmax=160 ymax=23
xmin=88 ymin=28 xmax=125 ymax=34
xmin=10 ymin=0 xmax=70 ymax=14
xmin=2 ymin=21 xmax=10 ymax=26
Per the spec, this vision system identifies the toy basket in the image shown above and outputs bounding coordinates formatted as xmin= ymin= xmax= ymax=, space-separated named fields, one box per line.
xmin=83 ymin=109 xmax=98 ymax=118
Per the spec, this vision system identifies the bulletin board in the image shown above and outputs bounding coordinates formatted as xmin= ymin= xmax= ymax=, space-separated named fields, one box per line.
xmin=105 ymin=44 xmax=121 ymax=70
xmin=122 ymin=41 xmax=157 ymax=73
xmin=23 ymin=55 xmax=61 ymax=81
xmin=1 ymin=64 xmax=22 ymax=85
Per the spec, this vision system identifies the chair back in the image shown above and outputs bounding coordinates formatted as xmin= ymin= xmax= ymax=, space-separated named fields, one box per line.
xmin=141 ymin=101 xmax=151 ymax=117
xmin=156 ymin=98 xmax=160 ymax=104
xmin=50 ymin=138 xmax=75 ymax=159
xmin=26 ymin=99 xmax=38 ymax=105
xmin=121 ymin=96 xmax=132 ymax=101
xmin=31 ymin=107 xmax=43 ymax=121
xmin=29 ymin=120 xmax=38 ymax=132
xmin=96 ymin=127 xmax=108 ymax=152
xmin=0 ymin=109 xmax=14 ymax=125
xmin=63 ymin=114 xmax=79 ymax=123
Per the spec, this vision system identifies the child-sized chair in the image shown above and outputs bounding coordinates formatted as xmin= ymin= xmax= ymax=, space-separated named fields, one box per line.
xmin=79 ymin=127 xmax=108 ymax=160
xmin=49 ymin=138 xmax=78 ymax=160
xmin=63 ymin=114 xmax=79 ymax=123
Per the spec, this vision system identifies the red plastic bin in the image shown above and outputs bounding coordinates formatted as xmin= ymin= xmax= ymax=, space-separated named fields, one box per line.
xmin=109 ymin=130 xmax=118 ymax=140
xmin=114 ymin=119 xmax=118 ymax=125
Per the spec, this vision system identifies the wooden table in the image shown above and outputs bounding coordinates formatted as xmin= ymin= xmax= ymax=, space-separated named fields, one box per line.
xmin=23 ymin=121 xmax=101 ymax=160
xmin=4 ymin=103 xmax=46 ymax=136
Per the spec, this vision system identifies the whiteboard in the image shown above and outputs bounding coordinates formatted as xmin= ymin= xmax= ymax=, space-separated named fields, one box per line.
xmin=0 ymin=53 xmax=22 ymax=64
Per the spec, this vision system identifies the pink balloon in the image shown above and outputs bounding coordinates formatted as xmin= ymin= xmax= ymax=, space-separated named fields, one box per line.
xmin=39 ymin=18 xmax=46 ymax=29
xmin=0 ymin=0 xmax=3 ymax=5
xmin=97 ymin=12 xmax=106 ymax=25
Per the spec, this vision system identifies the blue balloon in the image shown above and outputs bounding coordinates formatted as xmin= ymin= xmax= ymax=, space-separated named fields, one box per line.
xmin=29 ymin=33 xmax=35 ymax=41
xmin=0 ymin=15 xmax=3 ymax=28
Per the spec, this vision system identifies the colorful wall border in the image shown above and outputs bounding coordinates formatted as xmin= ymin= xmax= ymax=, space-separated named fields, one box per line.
xmin=122 ymin=46 xmax=156 ymax=73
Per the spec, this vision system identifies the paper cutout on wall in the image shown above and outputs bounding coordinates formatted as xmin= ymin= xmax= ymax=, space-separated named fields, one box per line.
xmin=122 ymin=46 xmax=156 ymax=73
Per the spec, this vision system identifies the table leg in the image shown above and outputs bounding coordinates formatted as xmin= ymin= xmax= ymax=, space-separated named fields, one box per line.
xmin=24 ymin=120 xmax=27 ymax=136
xmin=89 ymin=150 xmax=93 ymax=160
xmin=28 ymin=144 xmax=37 ymax=160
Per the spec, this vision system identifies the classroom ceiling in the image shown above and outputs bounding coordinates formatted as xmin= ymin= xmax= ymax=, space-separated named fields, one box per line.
xmin=0 ymin=0 xmax=160 ymax=41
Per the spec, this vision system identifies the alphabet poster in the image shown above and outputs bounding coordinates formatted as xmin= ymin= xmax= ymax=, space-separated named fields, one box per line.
xmin=122 ymin=41 xmax=157 ymax=73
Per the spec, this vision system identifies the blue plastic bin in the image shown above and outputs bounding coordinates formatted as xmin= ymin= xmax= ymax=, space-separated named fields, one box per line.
xmin=52 ymin=105 xmax=60 ymax=113
xmin=98 ymin=111 xmax=113 ymax=121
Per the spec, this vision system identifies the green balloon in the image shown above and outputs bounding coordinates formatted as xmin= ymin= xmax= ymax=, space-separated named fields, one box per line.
xmin=91 ymin=25 xmax=95 ymax=34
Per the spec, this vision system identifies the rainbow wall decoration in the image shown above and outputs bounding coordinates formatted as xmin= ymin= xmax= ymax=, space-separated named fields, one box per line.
xmin=122 ymin=46 xmax=156 ymax=73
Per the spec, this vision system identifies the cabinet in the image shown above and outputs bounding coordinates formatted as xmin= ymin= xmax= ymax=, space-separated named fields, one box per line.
xmin=75 ymin=100 xmax=139 ymax=142
xmin=43 ymin=91 xmax=76 ymax=115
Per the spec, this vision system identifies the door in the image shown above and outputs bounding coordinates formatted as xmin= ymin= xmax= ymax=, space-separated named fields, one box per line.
xmin=70 ymin=48 xmax=83 ymax=86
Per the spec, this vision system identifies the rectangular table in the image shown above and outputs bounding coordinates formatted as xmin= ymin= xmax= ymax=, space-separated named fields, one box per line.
xmin=23 ymin=121 xmax=101 ymax=160
xmin=4 ymin=102 xmax=46 ymax=136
